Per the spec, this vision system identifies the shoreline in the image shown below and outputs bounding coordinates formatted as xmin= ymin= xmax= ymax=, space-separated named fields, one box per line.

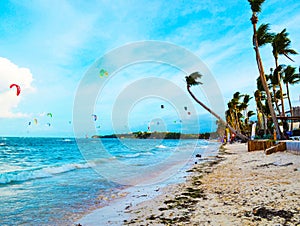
xmin=76 ymin=143 xmax=300 ymax=225
xmin=75 ymin=141 xmax=221 ymax=225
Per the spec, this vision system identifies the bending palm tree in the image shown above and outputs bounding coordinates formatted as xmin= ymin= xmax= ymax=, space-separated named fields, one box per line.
xmin=248 ymin=0 xmax=282 ymax=139
xmin=272 ymin=29 xmax=298 ymax=117
xmin=186 ymin=72 xmax=249 ymax=141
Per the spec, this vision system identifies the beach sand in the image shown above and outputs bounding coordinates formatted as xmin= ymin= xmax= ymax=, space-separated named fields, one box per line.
xmin=77 ymin=143 xmax=300 ymax=225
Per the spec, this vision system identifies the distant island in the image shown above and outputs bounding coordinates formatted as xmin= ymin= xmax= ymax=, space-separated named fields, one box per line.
xmin=91 ymin=131 xmax=220 ymax=139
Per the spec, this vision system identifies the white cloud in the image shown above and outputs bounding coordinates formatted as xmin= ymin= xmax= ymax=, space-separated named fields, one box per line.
xmin=0 ymin=57 xmax=34 ymax=118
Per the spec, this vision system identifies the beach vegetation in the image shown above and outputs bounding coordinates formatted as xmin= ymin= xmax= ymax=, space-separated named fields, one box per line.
xmin=225 ymin=92 xmax=254 ymax=137
xmin=272 ymin=29 xmax=298 ymax=132
xmin=247 ymin=0 xmax=299 ymax=139
xmin=248 ymin=0 xmax=282 ymax=139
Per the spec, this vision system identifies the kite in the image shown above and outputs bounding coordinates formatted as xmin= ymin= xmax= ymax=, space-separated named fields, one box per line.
xmin=28 ymin=122 xmax=31 ymax=126
xmin=34 ymin=118 xmax=38 ymax=125
xmin=92 ymin=114 xmax=97 ymax=121
xmin=161 ymin=105 xmax=164 ymax=109
xmin=10 ymin=84 xmax=21 ymax=96
xmin=184 ymin=106 xmax=187 ymax=111
xmin=99 ymin=69 xmax=108 ymax=77
xmin=47 ymin=113 xmax=53 ymax=118
xmin=47 ymin=123 xmax=51 ymax=127
xmin=188 ymin=112 xmax=191 ymax=115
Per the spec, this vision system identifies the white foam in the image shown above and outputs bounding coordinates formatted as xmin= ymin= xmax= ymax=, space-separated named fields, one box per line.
xmin=123 ymin=153 xmax=141 ymax=158
xmin=0 ymin=162 xmax=93 ymax=184
xmin=156 ymin=144 xmax=167 ymax=149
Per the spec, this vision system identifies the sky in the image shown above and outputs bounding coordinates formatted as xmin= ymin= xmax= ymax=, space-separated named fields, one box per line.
xmin=0 ymin=0 xmax=299 ymax=137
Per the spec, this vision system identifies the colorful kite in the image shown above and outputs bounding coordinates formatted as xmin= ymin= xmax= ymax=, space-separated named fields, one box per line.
xmin=10 ymin=84 xmax=21 ymax=96
xmin=99 ymin=69 xmax=108 ymax=77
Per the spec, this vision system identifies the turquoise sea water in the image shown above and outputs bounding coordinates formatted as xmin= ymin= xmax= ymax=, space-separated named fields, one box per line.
xmin=0 ymin=137 xmax=220 ymax=225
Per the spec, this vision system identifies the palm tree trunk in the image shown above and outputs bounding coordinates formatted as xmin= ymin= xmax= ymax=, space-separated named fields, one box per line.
xmin=234 ymin=110 xmax=241 ymax=133
xmin=286 ymin=83 xmax=293 ymax=130
xmin=263 ymin=113 xmax=267 ymax=135
xmin=187 ymin=85 xmax=249 ymax=141
xmin=251 ymin=14 xmax=282 ymax=139
xmin=272 ymin=85 xmax=281 ymax=115
xmin=275 ymin=58 xmax=286 ymax=117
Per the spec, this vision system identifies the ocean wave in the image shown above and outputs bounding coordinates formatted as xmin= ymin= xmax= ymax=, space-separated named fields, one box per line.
xmin=155 ymin=145 xmax=167 ymax=149
xmin=120 ymin=152 xmax=154 ymax=158
xmin=0 ymin=162 xmax=94 ymax=185
xmin=123 ymin=153 xmax=141 ymax=158
xmin=0 ymin=142 xmax=6 ymax=146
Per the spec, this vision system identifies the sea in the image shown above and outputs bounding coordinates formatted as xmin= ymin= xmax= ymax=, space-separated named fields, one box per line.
xmin=0 ymin=137 xmax=220 ymax=225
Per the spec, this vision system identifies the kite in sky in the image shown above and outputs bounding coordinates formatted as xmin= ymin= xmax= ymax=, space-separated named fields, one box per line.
xmin=99 ymin=69 xmax=108 ymax=77
xmin=92 ymin=114 xmax=97 ymax=121
xmin=10 ymin=84 xmax=21 ymax=96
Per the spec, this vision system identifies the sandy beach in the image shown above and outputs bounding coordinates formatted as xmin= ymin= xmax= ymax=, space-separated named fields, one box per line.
xmin=77 ymin=143 xmax=300 ymax=225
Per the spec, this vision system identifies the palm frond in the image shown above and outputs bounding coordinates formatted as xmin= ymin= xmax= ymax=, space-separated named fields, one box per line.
xmin=248 ymin=0 xmax=265 ymax=13
xmin=272 ymin=29 xmax=298 ymax=61
xmin=257 ymin=23 xmax=274 ymax=47
xmin=185 ymin=72 xmax=203 ymax=86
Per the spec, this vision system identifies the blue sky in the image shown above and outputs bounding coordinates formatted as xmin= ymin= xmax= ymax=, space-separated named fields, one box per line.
xmin=0 ymin=0 xmax=299 ymax=137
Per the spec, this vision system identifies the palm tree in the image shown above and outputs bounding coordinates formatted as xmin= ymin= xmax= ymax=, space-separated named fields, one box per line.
xmin=254 ymin=89 xmax=267 ymax=135
xmin=227 ymin=93 xmax=254 ymax=134
xmin=186 ymin=72 xmax=249 ymax=141
xmin=185 ymin=72 xmax=249 ymax=141
xmin=240 ymin=94 xmax=254 ymax=132
xmin=282 ymin=65 xmax=300 ymax=130
xmin=272 ymin=29 xmax=298 ymax=117
xmin=231 ymin=92 xmax=243 ymax=132
xmin=245 ymin=110 xmax=256 ymax=136
xmin=226 ymin=102 xmax=237 ymax=131
xmin=248 ymin=0 xmax=282 ymax=139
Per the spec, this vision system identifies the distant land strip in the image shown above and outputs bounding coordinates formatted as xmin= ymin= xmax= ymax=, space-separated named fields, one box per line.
xmin=92 ymin=131 xmax=219 ymax=139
